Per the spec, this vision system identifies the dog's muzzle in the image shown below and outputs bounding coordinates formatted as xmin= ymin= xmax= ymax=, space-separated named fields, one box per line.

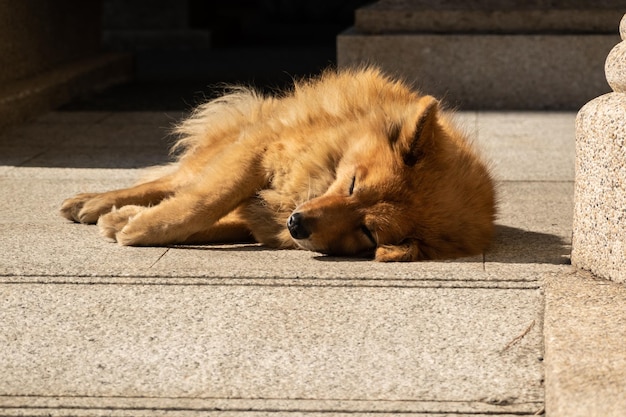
xmin=287 ymin=212 xmax=311 ymax=240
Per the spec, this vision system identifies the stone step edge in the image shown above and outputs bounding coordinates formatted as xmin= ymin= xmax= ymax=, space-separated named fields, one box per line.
xmin=0 ymin=396 xmax=543 ymax=415
xmin=356 ymin=5 xmax=624 ymax=34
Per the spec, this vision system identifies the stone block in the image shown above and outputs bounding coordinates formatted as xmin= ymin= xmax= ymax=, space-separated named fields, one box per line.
xmin=338 ymin=31 xmax=616 ymax=109
xmin=544 ymin=271 xmax=626 ymax=416
xmin=356 ymin=0 xmax=626 ymax=34
xmin=572 ymin=93 xmax=626 ymax=283
xmin=339 ymin=0 xmax=623 ymax=109
xmin=0 ymin=283 xmax=544 ymax=413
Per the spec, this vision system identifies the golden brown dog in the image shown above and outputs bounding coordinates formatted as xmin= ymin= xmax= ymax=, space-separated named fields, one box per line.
xmin=60 ymin=67 xmax=496 ymax=261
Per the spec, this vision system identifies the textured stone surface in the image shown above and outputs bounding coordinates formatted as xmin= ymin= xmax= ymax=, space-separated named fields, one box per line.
xmin=356 ymin=0 xmax=626 ymax=34
xmin=0 ymin=109 xmax=577 ymax=416
xmin=487 ymin=182 xmax=573 ymax=268
xmin=605 ymin=40 xmax=626 ymax=92
xmin=572 ymin=93 xmax=626 ymax=283
xmin=621 ymin=13 xmax=626 ymax=40
xmin=339 ymin=0 xmax=622 ymax=110
xmin=0 ymin=284 xmax=543 ymax=407
xmin=544 ymin=271 xmax=626 ymax=417
xmin=0 ymin=113 xmax=175 ymax=168
xmin=338 ymin=32 xmax=616 ymax=109
xmin=474 ymin=112 xmax=576 ymax=181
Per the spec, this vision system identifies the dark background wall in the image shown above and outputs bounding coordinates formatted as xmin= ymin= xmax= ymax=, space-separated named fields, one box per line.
xmin=0 ymin=1 xmax=102 ymax=86
xmin=0 ymin=0 xmax=370 ymax=123
xmin=100 ymin=0 xmax=370 ymax=80
xmin=187 ymin=0 xmax=366 ymax=47
xmin=69 ymin=0 xmax=371 ymax=110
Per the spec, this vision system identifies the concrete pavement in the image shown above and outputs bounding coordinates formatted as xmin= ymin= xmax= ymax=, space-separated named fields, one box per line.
xmin=0 ymin=108 xmax=616 ymax=416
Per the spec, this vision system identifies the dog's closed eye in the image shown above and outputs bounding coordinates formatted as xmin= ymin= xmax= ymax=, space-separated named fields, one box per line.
xmin=361 ymin=224 xmax=377 ymax=246
xmin=349 ymin=176 xmax=356 ymax=195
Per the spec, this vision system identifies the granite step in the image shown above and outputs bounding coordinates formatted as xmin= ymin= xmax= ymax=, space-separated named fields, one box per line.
xmin=338 ymin=0 xmax=623 ymax=109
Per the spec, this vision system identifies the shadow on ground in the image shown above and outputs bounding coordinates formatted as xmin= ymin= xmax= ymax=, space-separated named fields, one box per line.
xmin=487 ymin=225 xmax=571 ymax=264
xmin=315 ymin=225 xmax=570 ymax=264
xmin=168 ymin=224 xmax=571 ymax=265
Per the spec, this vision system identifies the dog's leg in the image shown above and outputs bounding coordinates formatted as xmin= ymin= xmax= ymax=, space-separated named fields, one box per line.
xmin=107 ymin=145 xmax=267 ymax=246
xmin=99 ymin=206 xmax=255 ymax=244
xmin=60 ymin=175 xmax=177 ymax=224
xmin=183 ymin=209 xmax=255 ymax=244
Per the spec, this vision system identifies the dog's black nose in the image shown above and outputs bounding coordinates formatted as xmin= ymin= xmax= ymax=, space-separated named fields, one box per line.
xmin=287 ymin=212 xmax=311 ymax=239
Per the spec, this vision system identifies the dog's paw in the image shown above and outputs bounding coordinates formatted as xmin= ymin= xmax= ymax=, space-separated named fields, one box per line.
xmin=109 ymin=207 xmax=166 ymax=246
xmin=97 ymin=205 xmax=146 ymax=241
xmin=60 ymin=193 xmax=111 ymax=224
xmin=374 ymin=241 xmax=422 ymax=262
xmin=374 ymin=245 xmax=401 ymax=262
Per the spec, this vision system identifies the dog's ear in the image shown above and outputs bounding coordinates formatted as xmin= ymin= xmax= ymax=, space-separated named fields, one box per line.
xmin=374 ymin=239 xmax=425 ymax=262
xmin=394 ymin=96 xmax=439 ymax=166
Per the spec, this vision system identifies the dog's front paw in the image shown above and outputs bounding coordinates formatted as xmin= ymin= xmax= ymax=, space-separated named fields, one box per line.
xmin=108 ymin=206 xmax=166 ymax=246
xmin=60 ymin=193 xmax=100 ymax=223
xmin=60 ymin=193 xmax=116 ymax=224
xmin=374 ymin=241 xmax=422 ymax=262
xmin=98 ymin=206 xmax=147 ymax=246
xmin=97 ymin=205 xmax=145 ymax=241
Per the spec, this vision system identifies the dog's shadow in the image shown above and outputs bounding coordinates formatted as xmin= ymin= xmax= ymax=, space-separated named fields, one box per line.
xmin=314 ymin=225 xmax=571 ymax=264
xmin=172 ymin=225 xmax=571 ymax=265
xmin=485 ymin=224 xmax=571 ymax=264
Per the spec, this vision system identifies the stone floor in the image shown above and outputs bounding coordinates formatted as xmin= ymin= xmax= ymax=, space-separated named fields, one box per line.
xmin=0 ymin=105 xmax=623 ymax=416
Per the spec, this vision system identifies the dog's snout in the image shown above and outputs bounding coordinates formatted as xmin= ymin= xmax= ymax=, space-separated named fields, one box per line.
xmin=287 ymin=212 xmax=311 ymax=239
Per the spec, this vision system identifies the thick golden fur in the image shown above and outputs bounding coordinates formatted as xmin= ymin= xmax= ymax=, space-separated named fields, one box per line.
xmin=60 ymin=67 xmax=496 ymax=261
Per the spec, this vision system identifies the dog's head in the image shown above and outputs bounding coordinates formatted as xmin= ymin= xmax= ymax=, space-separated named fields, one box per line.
xmin=287 ymin=95 xmax=496 ymax=261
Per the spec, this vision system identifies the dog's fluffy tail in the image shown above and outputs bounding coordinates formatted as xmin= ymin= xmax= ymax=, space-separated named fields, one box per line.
xmin=171 ymin=86 xmax=266 ymax=156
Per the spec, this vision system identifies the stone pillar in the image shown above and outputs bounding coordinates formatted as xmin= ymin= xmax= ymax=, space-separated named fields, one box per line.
xmin=572 ymin=14 xmax=626 ymax=283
